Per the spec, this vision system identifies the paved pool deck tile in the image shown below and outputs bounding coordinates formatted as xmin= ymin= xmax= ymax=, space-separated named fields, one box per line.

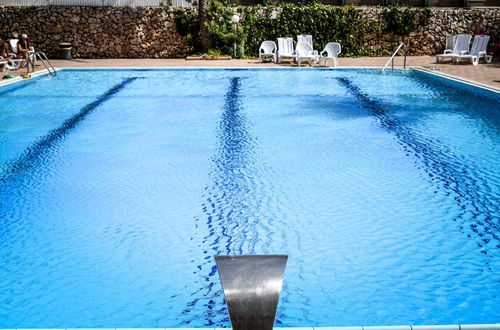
xmin=316 ymin=327 xmax=363 ymax=330
xmin=6 ymin=56 xmax=499 ymax=91
xmin=364 ymin=327 xmax=412 ymax=330
xmin=412 ymin=327 xmax=459 ymax=330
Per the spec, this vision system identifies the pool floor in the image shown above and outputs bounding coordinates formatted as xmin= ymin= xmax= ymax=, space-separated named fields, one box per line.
xmin=0 ymin=68 xmax=499 ymax=328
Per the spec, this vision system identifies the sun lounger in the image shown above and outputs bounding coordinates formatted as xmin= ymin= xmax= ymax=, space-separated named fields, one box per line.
xmin=277 ymin=37 xmax=296 ymax=63
xmin=296 ymin=42 xmax=317 ymax=67
xmin=8 ymin=38 xmax=37 ymax=68
xmin=453 ymin=35 xmax=492 ymax=65
xmin=436 ymin=34 xmax=471 ymax=63
xmin=9 ymin=38 xmax=18 ymax=54
xmin=319 ymin=42 xmax=341 ymax=67
xmin=259 ymin=41 xmax=277 ymax=63
xmin=0 ymin=56 xmax=22 ymax=70
xmin=444 ymin=35 xmax=457 ymax=54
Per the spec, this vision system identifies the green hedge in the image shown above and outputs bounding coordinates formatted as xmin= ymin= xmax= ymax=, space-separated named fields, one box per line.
xmin=175 ymin=3 xmax=432 ymax=57
xmin=243 ymin=4 xmax=379 ymax=57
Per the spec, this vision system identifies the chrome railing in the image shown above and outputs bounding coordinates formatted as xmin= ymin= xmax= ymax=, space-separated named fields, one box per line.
xmin=35 ymin=52 xmax=57 ymax=76
xmin=382 ymin=42 xmax=407 ymax=72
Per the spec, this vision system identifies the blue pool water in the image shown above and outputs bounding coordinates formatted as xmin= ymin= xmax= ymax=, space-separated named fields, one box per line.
xmin=0 ymin=68 xmax=499 ymax=328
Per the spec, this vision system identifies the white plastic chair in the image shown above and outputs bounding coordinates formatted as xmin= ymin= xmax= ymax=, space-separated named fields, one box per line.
xmin=259 ymin=41 xmax=277 ymax=63
xmin=295 ymin=42 xmax=317 ymax=67
xmin=453 ymin=35 xmax=492 ymax=65
xmin=436 ymin=34 xmax=471 ymax=63
xmin=277 ymin=37 xmax=296 ymax=63
xmin=297 ymin=34 xmax=313 ymax=48
xmin=319 ymin=42 xmax=341 ymax=67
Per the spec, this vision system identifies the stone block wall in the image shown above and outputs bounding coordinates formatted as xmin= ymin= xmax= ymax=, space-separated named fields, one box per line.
xmin=0 ymin=5 xmax=498 ymax=58
xmin=359 ymin=7 xmax=499 ymax=55
xmin=0 ymin=6 xmax=193 ymax=58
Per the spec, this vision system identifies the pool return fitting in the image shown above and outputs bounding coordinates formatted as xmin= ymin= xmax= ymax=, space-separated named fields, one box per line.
xmin=215 ymin=255 xmax=288 ymax=330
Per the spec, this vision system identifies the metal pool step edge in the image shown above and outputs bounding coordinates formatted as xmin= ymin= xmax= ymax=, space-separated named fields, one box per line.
xmin=4 ymin=325 xmax=500 ymax=330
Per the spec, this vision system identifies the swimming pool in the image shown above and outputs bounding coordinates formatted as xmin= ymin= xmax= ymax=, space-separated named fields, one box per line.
xmin=0 ymin=68 xmax=499 ymax=328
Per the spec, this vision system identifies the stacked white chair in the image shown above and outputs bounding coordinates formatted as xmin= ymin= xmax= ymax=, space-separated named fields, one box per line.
xmin=297 ymin=34 xmax=313 ymax=48
xmin=277 ymin=37 xmax=296 ymax=63
xmin=295 ymin=42 xmax=318 ymax=67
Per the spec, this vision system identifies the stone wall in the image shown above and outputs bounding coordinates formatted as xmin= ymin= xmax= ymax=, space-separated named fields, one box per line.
xmin=0 ymin=5 xmax=498 ymax=58
xmin=358 ymin=7 xmax=499 ymax=55
xmin=0 ymin=6 xmax=193 ymax=58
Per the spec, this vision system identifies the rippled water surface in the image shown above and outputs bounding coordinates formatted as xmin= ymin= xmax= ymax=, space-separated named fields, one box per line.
xmin=0 ymin=69 xmax=499 ymax=328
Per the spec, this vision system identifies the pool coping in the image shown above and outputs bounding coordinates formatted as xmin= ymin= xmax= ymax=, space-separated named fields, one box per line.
xmin=0 ymin=68 xmax=51 ymax=87
xmin=3 ymin=325 xmax=500 ymax=330
xmin=413 ymin=66 xmax=500 ymax=94
xmin=1 ymin=66 xmax=499 ymax=94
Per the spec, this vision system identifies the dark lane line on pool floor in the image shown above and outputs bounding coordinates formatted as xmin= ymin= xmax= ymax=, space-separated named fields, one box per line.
xmin=0 ymin=77 xmax=139 ymax=183
xmin=336 ymin=76 xmax=499 ymax=258
xmin=184 ymin=76 xmax=249 ymax=326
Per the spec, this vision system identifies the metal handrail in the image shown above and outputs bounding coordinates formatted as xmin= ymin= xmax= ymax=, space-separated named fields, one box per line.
xmin=382 ymin=42 xmax=407 ymax=72
xmin=35 ymin=51 xmax=57 ymax=76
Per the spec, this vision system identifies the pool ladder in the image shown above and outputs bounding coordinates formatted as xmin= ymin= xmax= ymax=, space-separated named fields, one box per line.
xmin=382 ymin=42 xmax=407 ymax=72
xmin=34 ymin=51 xmax=57 ymax=76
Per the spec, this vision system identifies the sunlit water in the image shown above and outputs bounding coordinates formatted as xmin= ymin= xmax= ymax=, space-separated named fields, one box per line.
xmin=0 ymin=69 xmax=499 ymax=328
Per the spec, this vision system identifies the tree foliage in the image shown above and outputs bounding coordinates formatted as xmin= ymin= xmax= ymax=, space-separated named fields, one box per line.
xmin=382 ymin=6 xmax=432 ymax=36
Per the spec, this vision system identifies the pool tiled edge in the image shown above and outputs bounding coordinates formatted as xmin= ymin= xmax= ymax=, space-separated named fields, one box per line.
xmin=5 ymin=326 xmax=500 ymax=330
xmin=413 ymin=67 xmax=500 ymax=93
xmin=0 ymin=68 xmax=52 ymax=87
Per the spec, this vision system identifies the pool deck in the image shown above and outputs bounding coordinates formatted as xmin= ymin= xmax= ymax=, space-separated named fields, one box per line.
xmin=5 ymin=56 xmax=500 ymax=91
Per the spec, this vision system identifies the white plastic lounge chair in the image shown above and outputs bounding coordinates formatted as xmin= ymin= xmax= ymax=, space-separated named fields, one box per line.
xmin=259 ymin=41 xmax=277 ymax=63
xmin=0 ymin=60 xmax=7 ymax=72
xmin=436 ymin=34 xmax=471 ymax=63
xmin=297 ymin=34 xmax=313 ymax=48
xmin=297 ymin=34 xmax=318 ymax=60
xmin=277 ymin=37 xmax=296 ymax=63
xmin=0 ymin=56 xmax=22 ymax=70
xmin=8 ymin=38 xmax=37 ymax=68
xmin=295 ymin=42 xmax=317 ymax=67
xmin=453 ymin=35 xmax=492 ymax=65
xmin=319 ymin=42 xmax=341 ymax=67
xmin=8 ymin=39 xmax=26 ymax=68
xmin=444 ymin=35 xmax=457 ymax=53
xmin=9 ymin=38 xmax=18 ymax=54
